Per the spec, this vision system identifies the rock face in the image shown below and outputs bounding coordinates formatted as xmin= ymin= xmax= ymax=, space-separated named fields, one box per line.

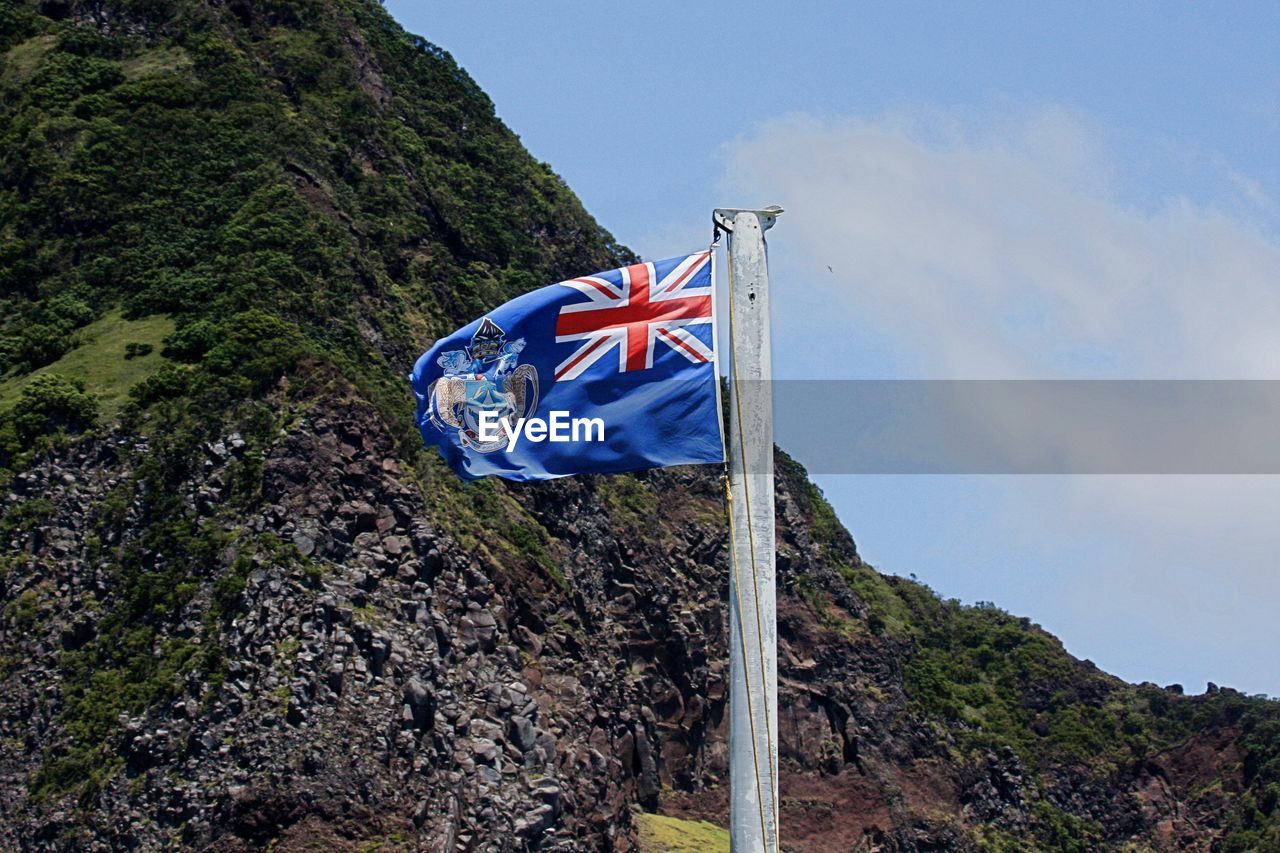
xmin=1 ymin=0 xmax=1278 ymax=850
xmin=1 ymin=379 xmax=1274 ymax=850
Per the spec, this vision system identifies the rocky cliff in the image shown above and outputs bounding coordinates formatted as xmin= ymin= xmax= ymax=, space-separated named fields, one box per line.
xmin=1 ymin=1 xmax=1278 ymax=850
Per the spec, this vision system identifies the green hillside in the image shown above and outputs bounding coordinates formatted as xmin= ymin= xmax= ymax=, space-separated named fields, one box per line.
xmin=0 ymin=309 xmax=173 ymax=417
xmin=1 ymin=1 xmax=1277 ymax=850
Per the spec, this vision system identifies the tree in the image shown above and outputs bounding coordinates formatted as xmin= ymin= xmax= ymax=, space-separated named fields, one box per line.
xmin=7 ymin=373 xmax=99 ymax=446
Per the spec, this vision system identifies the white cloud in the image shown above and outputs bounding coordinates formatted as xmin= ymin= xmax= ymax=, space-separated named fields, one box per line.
xmin=721 ymin=108 xmax=1280 ymax=693
xmin=722 ymin=108 xmax=1280 ymax=379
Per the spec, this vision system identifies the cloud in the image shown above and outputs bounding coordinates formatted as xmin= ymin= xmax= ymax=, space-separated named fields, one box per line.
xmin=721 ymin=108 xmax=1280 ymax=379
xmin=720 ymin=108 xmax=1280 ymax=693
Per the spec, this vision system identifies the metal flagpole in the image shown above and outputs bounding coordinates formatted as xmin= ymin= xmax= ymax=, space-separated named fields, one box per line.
xmin=714 ymin=205 xmax=783 ymax=852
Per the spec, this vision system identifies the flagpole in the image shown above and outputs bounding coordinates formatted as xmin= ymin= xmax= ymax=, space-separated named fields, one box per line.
xmin=715 ymin=205 xmax=783 ymax=853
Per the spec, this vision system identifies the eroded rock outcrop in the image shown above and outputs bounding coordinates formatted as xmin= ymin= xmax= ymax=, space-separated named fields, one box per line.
xmin=2 ymin=378 xmax=1270 ymax=851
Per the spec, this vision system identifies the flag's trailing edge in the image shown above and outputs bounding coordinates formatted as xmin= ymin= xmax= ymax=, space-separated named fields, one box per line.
xmin=410 ymin=251 xmax=725 ymax=481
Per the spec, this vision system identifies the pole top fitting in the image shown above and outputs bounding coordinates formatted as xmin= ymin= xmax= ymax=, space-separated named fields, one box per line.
xmin=713 ymin=205 xmax=783 ymax=236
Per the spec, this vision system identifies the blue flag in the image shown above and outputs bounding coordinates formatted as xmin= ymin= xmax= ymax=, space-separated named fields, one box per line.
xmin=410 ymin=251 xmax=724 ymax=481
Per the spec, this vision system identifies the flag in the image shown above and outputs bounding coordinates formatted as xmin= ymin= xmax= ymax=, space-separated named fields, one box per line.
xmin=410 ymin=251 xmax=724 ymax=481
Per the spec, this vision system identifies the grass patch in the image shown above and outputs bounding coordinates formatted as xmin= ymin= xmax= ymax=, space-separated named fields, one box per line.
xmin=120 ymin=46 xmax=192 ymax=80
xmin=506 ymin=522 xmax=566 ymax=590
xmin=634 ymin=812 xmax=729 ymax=852
xmin=352 ymin=602 xmax=383 ymax=627
xmin=3 ymin=587 xmax=41 ymax=631
xmin=837 ymin=562 xmax=915 ymax=637
xmin=0 ymin=310 xmax=175 ymax=420
xmin=597 ymin=475 xmax=658 ymax=527
xmin=1 ymin=34 xmax=57 ymax=88
xmin=796 ymin=573 xmax=861 ymax=637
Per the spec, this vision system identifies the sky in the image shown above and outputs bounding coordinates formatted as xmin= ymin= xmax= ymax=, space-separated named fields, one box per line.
xmin=386 ymin=1 xmax=1280 ymax=695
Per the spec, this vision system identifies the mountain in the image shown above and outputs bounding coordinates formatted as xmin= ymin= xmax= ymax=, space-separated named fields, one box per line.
xmin=2 ymin=1 xmax=1278 ymax=849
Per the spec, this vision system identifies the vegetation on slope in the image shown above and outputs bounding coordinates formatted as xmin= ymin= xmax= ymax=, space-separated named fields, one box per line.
xmin=0 ymin=0 xmax=622 ymax=808
xmin=1 ymin=0 xmax=1278 ymax=848
xmin=780 ymin=453 xmax=1280 ymax=849
xmin=1 ymin=0 xmax=622 ymax=458
xmin=633 ymin=811 xmax=730 ymax=852
xmin=0 ymin=309 xmax=173 ymax=418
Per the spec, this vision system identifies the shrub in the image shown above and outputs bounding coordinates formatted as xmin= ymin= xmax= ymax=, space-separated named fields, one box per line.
xmin=127 ymin=362 xmax=189 ymax=405
xmin=11 ymin=323 xmax=71 ymax=371
xmin=203 ymin=309 xmax=308 ymax=393
xmin=45 ymin=294 xmax=95 ymax=328
xmin=162 ymin=319 xmax=220 ymax=362
xmin=7 ymin=373 xmax=99 ymax=445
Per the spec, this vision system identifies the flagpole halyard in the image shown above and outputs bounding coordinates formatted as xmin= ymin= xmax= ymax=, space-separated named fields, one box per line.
xmin=717 ymin=205 xmax=782 ymax=853
xmin=722 ymin=473 xmax=771 ymax=844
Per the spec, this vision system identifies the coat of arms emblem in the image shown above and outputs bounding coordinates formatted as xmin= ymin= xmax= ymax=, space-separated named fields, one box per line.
xmin=427 ymin=318 xmax=539 ymax=452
